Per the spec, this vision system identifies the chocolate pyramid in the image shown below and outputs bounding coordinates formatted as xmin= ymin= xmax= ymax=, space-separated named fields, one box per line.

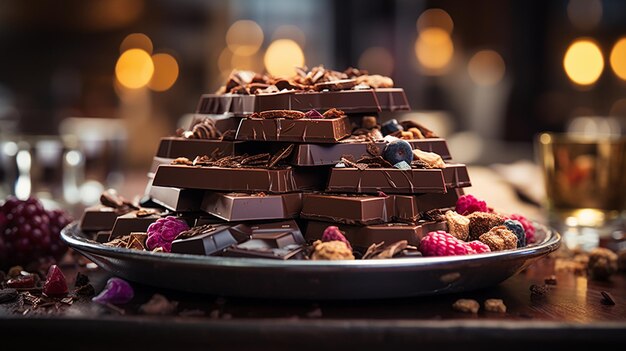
xmin=79 ymin=66 xmax=472 ymax=259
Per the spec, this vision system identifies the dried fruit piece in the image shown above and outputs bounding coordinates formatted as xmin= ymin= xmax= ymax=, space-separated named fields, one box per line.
xmin=484 ymin=299 xmax=507 ymax=313
xmin=310 ymin=240 xmax=354 ymax=260
xmin=321 ymin=226 xmax=352 ymax=250
xmin=6 ymin=274 xmax=36 ymax=289
xmin=479 ymin=226 xmax=518 ymax=251
xmin=419 ymin=231 xmax=476 ymax=257
xmin=444 ymin=210 xmax=470 ymax=241
xmin=412 ymin=149 xmax=446 ymax=169
xmin=92 ymin=277 xmax=134 ymax=305
xmin=42 ymin=265 xmax=68 ymax=297
xmin=455 ymin=194 xmax=488 ymax=216
xmin=304 ymin=109 xmax=324 ymax=119
xmin=452 ymin=299 xmax=480 ymax=313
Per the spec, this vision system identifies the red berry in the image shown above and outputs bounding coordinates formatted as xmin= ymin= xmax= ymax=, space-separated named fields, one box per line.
xmin=455 ymin=194 xmax=488 ymax=216
xmin=6 ymin=274 xmax=36 ymax=289
xmin=467 ymin=240 xmax=491 ymax=254
xmin=420 ymin=230 xmax=476 ymax=257
xmin=321 ymin=226 xmax=352 ymax=250
xmin=43 ymin=265 xmax=68 ymax=297
xmin=0 ymin=196 xmax=73 ymax=269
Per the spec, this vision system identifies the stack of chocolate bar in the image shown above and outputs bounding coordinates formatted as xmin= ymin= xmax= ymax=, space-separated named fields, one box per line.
xmin=79 ymin=66 xmax=472 ymax=259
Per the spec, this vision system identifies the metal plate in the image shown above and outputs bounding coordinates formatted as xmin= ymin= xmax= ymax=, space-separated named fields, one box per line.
xmin=61 ymin=221 xmax=560 ymax=300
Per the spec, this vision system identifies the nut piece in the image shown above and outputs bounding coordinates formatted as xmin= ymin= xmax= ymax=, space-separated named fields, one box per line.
xmin=452 ymin=299 xmax=480 ymax=313
xmin=484 ymin=299 xmax=507 ymax=313
xmin=467 ymin=212 xmax=506 ymax=240
xmin=445 ymin=210 xmax=470 ymax=241
xmin=310 ymin=240 xmax=355 ymax=260
xmin=412 ymin=149 xmax=446 ymax=169
xmin=479 ymin=226 xmax=517 ymax=251
xmin=587 ymin=247 xmax=618 ymax=280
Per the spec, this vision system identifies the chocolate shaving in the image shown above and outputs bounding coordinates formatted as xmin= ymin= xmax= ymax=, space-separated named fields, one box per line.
xmin=268 ymin=144 xmax=295 ymax=169
xmin=176 ymin=224 xmax=217 ymax=240
xmin=422 ymin=209 xmax=445 ymax=222
xmin=100 ymin=189 xmax=125 ymax=209
xmin=241 ymin=153 xmax=270 ymax=166
xmin=193 ymin=155 xmax=214 ymax=167
xmin=136 ymin=209 xmax=158 ymax=218
xmin=220 ymin=129 xmax=236 ymax=141
xmin=411 ymin=159 xmax=432 ymax=169
xmin=322 ymin=108 xmax=345 ymax=119
xmin=362 ymin=242 xmax=386 ymax=259
xmin=366 ymin=142 xmax=382 ymax=156
xmin=356 ymin=155 xmax=393 ymax=168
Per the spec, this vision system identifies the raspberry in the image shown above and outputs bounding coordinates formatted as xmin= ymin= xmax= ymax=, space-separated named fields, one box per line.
xmin=508 ymin=214 xmax=536 ymax=244
xmin=0 ymin=196 xmax=73 ymax=269
xmin=455 ymin=194 xmax=488 ymax=216
xmin=419 ymin=230 xmax=476 ymax=257
xmin=321 ymin=226 xmax=352 ymax=250
xmin=467 ymin=240 xmax=491 ymax=254
xmin=146 ymin=216 xmax=189 ymax=252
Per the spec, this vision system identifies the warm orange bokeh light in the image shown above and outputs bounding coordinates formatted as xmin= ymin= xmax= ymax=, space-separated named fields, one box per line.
xmin=226 ymin=20 xmax=264 ymax=56
xmin=609 ymin=38 xmax=626 ymax=81
xmin=563 ymin=39 xmax=604 ymax=86
xmin=115 ymin=49 xmax=154 ymax=89
xmin=468 ymin=50 xmax=506 ymax=86
xmin=415 ymin=28 xmax=454 ymax=74
xmin=148 ymin=53 xmax=179 ymax=92
xmin=120 ymin=33 xmax=153 ymax=55
xmin=264 ymin=39 xmax=305 ymax=78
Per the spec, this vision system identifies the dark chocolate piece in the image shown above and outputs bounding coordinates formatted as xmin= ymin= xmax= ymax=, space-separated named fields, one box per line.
xmin=154 ymin=137 xmax=242 ymax=159
xmin=79 ymin=205 xmax=121 ymax=232
xmin=325 ymin=168 xmax=448 ymax=194
xmin=109 ymin=210 xmax=164 ymax=239
xmin=221 ymin=220 xmax=306 ymax=259
xmin=290 ymin=138 xmax=452 ymax=166
xmin=171 ymin=224 xmax=251 ymax=256
xmin=196 ymin=89 xmax=410 ymax=116
xmin=152 ymin=165 xmax=322 ymax=193
xmin=235 ymin=116 xmax=352 ymax=143
xmin=201 ymin=192 xmax=303 ymax=221
xmin=148 ymin=185 xmax=204 ymax=212
xmin=300 ymin=190 xmax=461 ymax=225
xmin=300 ymin=194 xmax=395 ymax=225
xmin=441 ymin=164 xmax=472 ymax=188
xmin=305 ymin=220 xmax=447 ymax=250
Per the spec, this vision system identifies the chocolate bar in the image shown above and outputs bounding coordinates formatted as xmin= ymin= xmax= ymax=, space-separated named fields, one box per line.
xmin=222 ymin=220 xmax=306 ymax=260
xmin=325 ymin=164 xmax=470 ymax=194
xmin=196 ymin=88 xmax=410 ymax=116
xmin=304 ymin=220 xmax=447 ymax=250
xmin=326 ymin=168 xmax=447 ymax=194
xmin=235 ymin=116 xmax=352 ymax=143
xmin=300 ymin=190 xmax=462 ymax=225
xmin=152 ymin=165 xmax=322 ymax=193
xmin=148 ymin=184 xmax=204 ymax=212
xmin=154 ymin=137 xmax=242 ymax=159
xmin=171 ymin=224 xmax=251 ymax=256
xmin=109 ymin=210 xmax=165 ymax=239
xmin=201 ymin=192 xmax=302 ymax=221
xmin=79 ymin=205 xmax=122 ymax=232
xmin=289 ymin=138 xmax=452 ymax=166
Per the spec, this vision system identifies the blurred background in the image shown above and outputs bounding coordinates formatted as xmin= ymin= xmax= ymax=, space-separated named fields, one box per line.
xmin=1 ymin=0 xmax=626 ymax=217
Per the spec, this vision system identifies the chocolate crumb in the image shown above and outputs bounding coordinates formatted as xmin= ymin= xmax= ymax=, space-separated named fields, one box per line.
xmin=530 ymin=284 xmax=548 ymax=298
xmin=0 ymin=289 xmax=18 ymax=303
xmin=601 ymin=291 xmax=616 ymax=305
xmin=544 ymin=275 xmax=557 ymax=285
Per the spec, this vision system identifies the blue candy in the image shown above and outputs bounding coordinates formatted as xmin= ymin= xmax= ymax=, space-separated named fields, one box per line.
xmin=381 ymin=119 xmax=403 ymax=136
xmin=504 ymin=219 xmax=526 ymax=247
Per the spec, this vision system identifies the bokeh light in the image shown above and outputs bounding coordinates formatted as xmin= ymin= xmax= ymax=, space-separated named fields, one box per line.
xmin=358 ymin=47 xmax=394 ymax=76
xmin=264 ymin=39 xmax=305 ymax=78
xmin=567 ymin=0 xmax=602 ymax=31
xmin=609 ymin=37 xmax=626 ymax=81
xmin=272 ymin=25 xmax=306 ymax=47
xmin=120 ymin=33 xmax=153 ymax=54
xmin=563 ymin=39 xmax=604 ymax=86
xmin=115 ymin=49 xmax=154 ymax=89
xmin=148 ymin=53 xmax=179 ymax=92
xmin=226 ymin=20 xmax=264 ymax=56
xmin=468 ymin=50 xmax=506 ymax=86
xmin=414 ymin=27 xmax=454 ymax=74
xmin=417 ymin=8 xmax=454 ymax=34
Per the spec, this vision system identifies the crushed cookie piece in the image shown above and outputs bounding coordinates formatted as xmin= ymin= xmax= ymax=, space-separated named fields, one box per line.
xmin=479 ymin=226 xmax=518 ymax=251
xmin=452 ymin=299 xmax=480 ymax=313
xmin=467 ymin=212 xmax=506 ymax=240
xmin=444 ymin=210 xmax=470 ymax=241
xmin=310 ymin=240 xmax=354 ymax=260
xmin=484 ymin=299 xmax=507 ymax=313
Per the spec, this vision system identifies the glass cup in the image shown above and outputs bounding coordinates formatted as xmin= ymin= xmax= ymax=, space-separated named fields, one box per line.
xmin=535 ymin=132 xmax=626 ymax=251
